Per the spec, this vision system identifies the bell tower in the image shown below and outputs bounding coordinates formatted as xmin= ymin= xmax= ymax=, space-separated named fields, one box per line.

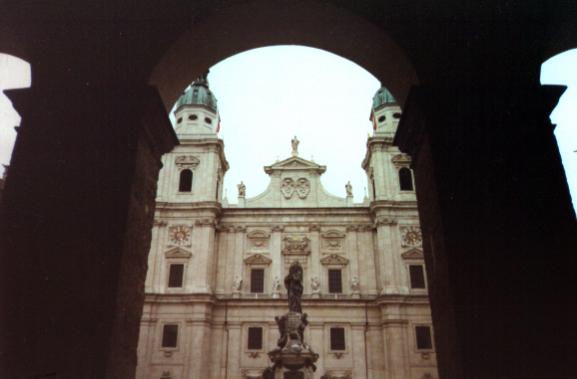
xmin=156 ymin=73 xmax=229 ymax=204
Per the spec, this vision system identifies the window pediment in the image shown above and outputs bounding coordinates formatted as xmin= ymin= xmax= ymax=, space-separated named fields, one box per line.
xmin=244 ymin=253 xmax=272 ymax=265
xmin=401 ymin=248 xmax=424 ymax=260
xmin=320 ymin=254 xmax=349 ymax=266
xmin=165 ymin=247 xmax=192 ymax=259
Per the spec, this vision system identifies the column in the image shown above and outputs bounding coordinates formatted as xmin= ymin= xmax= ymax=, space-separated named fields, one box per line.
xmin=346 ymin=226 xmax=360 ymax=297
xmin=0 ymin=84 xmax=177 ymax=378
xmin=193 ymin=219 xmax=216 ymax=293
xmin=382 ymin=318 xmax=408 ymax=379
xmin=351 ymin=324 xmax=368 ymax=378
xmin=374 ymin=218 xmax=398 ymax=294
xmin=270 ymin=225 xmax=284 ymax=286
xmin=395 ymin=85 xmax=577 ymax=378
xmin=226 ymin=323 xmax=242 ymax=379
xmin=308 ymin=224 xmax=321 ymax=294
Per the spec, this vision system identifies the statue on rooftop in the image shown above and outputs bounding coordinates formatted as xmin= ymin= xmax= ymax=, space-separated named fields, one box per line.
xmin=291 ymin=136 xmax=300 ymax=157
xmin=345 ymin=181 xmax=353 ymax=197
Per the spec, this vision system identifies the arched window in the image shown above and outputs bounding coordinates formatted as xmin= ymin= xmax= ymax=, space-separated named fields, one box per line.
xmin=178 ymin=169 xmax=193 ymax=192
xmin=399 ymin=167 xmax=414 ymax=191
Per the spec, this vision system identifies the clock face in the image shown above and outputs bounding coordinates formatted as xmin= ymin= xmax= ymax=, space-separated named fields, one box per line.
xmin=169 ymin=225 xmax=190 ymax=245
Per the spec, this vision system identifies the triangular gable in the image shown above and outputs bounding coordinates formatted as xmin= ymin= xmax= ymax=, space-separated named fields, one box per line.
xmin=244 ymin=253 xmax=272 ymax=265
xmin=264 ymin=156 xmax=326 ymax=175
xmin=320 ymin=254 xmax=349 ymax=266
xmin=164 ymin=247 xmax=193 ymax=259
xmin=401 ymin=248 xmax=424 ymax=260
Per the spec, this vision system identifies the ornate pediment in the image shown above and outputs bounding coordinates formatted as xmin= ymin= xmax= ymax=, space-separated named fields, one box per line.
xmin=320 ymin=254 xmax=349 ymax=266
xmin=264 ymin=156 xmax=326 ymax=175
xmin=244 ymin=253 xmax=272 ymax=265
xmin=401 ymin=248 xmax=424 ymax=260
xmin=282 ymin=236 xmax=311 ymax=256
xmin=164 ymin=247 xmax=192 ymax=259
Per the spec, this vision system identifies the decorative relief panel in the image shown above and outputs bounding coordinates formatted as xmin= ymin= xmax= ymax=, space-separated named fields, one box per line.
xmin=282 ymin=235 xmax=311 ymax=256
xmin=280 ymin=177 xmax=311 ymax=199
xmin=321 ymin=230 xmax=345 ymax=252
xmin=244 ymin=253 xmax=272 ymax=265
xmin=167 ymin=224 xmax=192 ymax=247
xmin=320 ymin=254 xmax=349 ymax=266
xmin=175 ymin=155 xmax=200 ymax=169
xmin=247 ymin=230 xmax=270 ymax=251
xmin=400 ymin=225 xmax=422 ymax=247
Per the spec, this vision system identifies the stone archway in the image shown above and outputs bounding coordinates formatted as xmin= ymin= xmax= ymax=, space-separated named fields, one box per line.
xmin=148 ymin=0 xmax=418 ymax=111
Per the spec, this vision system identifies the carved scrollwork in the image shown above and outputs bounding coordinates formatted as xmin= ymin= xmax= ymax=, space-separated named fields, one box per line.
xmin=175 ymin=155 xmax=200 ymax=169
xmin=320 ymin=254 xmax=349 ymax=266
xmin=167 ymin=224 xmax=192 ymax=246
xmin=282 ymin=236 xmax=311 ymax=256
xmin=280 ymin=177 xmax=311 ymax=199
xmin=400 ymin=225 xmax=422 ymax=247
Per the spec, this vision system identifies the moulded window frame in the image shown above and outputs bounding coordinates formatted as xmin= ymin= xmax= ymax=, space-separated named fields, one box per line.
xmin=166 ymin=262 xmax=186 ymax=289
xmin=405 ymin=262 xmax=428 ymax=292
xmin=159 ymin=322 xmax=181 ymax=351
xmin=249 ymin=267 xmax=266 ymax=294
xmin=325 ymin=324 xmax=349 ymax=354
xmin=322 ymin=264 xmax=348 ymax=296
xmin=177 ymin=168 xmax=194 ymax=193
xmin=245 ymin=324 xmax=266 ymax=352
xmin=164 ymin=255 xmax=190 ymax=293
xmin=398 ymin=166 xmax=415 ymax=192
xmin=413 ymin=323 xmax=435 ymax=352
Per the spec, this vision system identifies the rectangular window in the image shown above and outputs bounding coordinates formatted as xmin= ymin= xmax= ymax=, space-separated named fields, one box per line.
xmin=409 ymin=265 xmax=426 ymax=289
xmin=250 ymin=268 xmax=264 ymax=293
xmin=328 ymin=269 xmax=342 ymax=293
xmin=415 ymin=326 xmax=433 ymax=350
xmin=162 ymin=324 xmax=178 ymax=348
xmin=168 ymin=264 xmax=184 ymax=288
xmin=247 ymin=327 xmax=263 ymax=350
xmin=330 ymin=327 xmax=346 ymax=350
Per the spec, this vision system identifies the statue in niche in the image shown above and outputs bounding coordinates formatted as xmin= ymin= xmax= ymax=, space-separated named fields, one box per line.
xmin=291 ymin=136 xmax=300 ymax=156
xmin=284 ymin=261 xmax=304 ymax=313
xmin=232 ymin=275 xmax=243 ymax=292
xmin=351 ymin=276 xmax=360 ymax=292
xmin=311 ymin=276 xmax=321 ymax=293
xmin=237 ymin=181 xmax=246 ymax=197
xmin=272 ymin=276 xmax=281 ymax=293
xmin=345 ymin=181 xmax=353 ymax=197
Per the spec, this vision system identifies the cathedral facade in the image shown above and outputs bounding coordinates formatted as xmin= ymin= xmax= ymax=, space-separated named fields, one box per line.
xmin=135 ymin=77 xmax=438 ymax=379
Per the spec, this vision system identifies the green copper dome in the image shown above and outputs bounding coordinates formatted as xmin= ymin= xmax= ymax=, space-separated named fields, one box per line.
xmin=175 ymin=73 xmax=218 ymax=113
xmin=372 ymin=86 xmax=397 ymax=110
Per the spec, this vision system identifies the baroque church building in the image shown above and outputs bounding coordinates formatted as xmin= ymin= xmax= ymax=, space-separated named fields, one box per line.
xmin=135 ymin=77 xmax=438 ymax=379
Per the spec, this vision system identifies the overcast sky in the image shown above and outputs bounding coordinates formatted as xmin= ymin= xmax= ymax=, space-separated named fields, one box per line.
xmin=0 ymin=46 xmax=576 ymax=211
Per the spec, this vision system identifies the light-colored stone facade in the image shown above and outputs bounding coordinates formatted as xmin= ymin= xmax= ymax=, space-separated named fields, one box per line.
xmin=135 ymin=81 xmax=438 ymax=379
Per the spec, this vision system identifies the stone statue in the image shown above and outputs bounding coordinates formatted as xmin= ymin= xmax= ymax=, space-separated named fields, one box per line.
xmin=233 ymin=275 xmax=243 ymax=292
xmin=310 ymin=276 xmax=321 ymax=293
xmin=284 ymin=261 xmax=303 ymax=313
xmin=272 ymin=276 xmax=281 ymax=293
xmin=351 ymin=276 xmax=360 ymax=292
xmin=291 ymin=136 xmax=300 ymax=156
xmin=345 ymin=181 xmax=353 ymax=197
xmin=237 ymin=181 xmax=246 ymax=197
